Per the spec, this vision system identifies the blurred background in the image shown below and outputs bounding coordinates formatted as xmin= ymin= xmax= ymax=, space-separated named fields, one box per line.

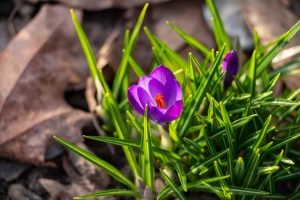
xmin=0 ymin=0 xmax=299 ymax=199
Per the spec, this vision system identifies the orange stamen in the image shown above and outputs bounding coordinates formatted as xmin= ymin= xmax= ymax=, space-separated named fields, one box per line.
xmin=155 ymin=93 xmax=166 ymax=108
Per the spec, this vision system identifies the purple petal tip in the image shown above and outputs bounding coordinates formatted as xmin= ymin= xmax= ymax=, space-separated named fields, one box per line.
xmin=127 ymin=65 xmax=182 ymax=123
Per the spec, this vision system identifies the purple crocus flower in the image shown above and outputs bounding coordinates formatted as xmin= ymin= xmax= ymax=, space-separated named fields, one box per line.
xmin=221 ymin=50 xmax=239 ymax=89
xmin=128 ymin=65 xmax=183 ymax=124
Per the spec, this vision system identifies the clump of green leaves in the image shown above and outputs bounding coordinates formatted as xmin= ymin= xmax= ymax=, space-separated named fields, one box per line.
xmin=54 ymin=1 xmax=300 ymax=199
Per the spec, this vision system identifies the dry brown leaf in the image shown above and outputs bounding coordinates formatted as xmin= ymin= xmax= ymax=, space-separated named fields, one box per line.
xmin=39 ymin=154 xmax=111 ymax=200
xmin=0 ymin=5 xmax=91 ymax=165
xmin=27 ymin=0 xmax=173 ymax=11
xmin=240 ymin=0 xmax=300 ymax=90
xmin=39 ymin=178 xmax=91 ymax=200
xmin=152 ymin=0 xmax=215 ymax=52
xmin=97 ymin=0 xmax=215 ymax=83
xmin=94 ymin=9 xmax=153 ymax=81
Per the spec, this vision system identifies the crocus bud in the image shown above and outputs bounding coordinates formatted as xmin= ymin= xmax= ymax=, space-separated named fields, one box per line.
xmin=221 ymin=50 xmax=239 ymax=89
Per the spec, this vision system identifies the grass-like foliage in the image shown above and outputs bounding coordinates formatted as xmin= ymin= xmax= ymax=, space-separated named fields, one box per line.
xmin=54 ymin=1 xmax=300 ymax=199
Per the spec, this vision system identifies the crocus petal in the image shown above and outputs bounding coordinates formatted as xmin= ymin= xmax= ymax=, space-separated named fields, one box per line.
xmin=148 ymin=78 xmax=164 ymax=100
xmin=175 ymin=81 xmax=182 ymax=101
xmin=128 ymin=85 xmax=144 ymax=115
xmin=150 ymin=65 xmax=175 ymax=85
xmin=138 ymin=75 xmax=153 ymax=94
xmin=128 ymin=64 xmax=183 ymax=123
xmin=161 ymin=78 xmax=178 ymax=108
xmin=221 ymin=50 xmax=239 ymax=89
xmin=137 ymin=87 xmax=155 ymax=108
xmin=148 ymin=78 xmax=179 ymax=109
xmin=158 ymin=100 xmax=183 ymax=123
xmin=148 ymin=104 xmax=165 ymax=123
xmin=221 ymin=50 xmax=239 ymax=74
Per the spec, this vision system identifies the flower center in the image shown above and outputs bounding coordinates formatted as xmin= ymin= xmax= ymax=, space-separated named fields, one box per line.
xmin=155 ymin=93 xmax=166 ymax=108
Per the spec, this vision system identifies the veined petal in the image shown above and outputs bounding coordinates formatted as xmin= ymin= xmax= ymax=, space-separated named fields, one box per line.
xmin=148 ymin=78 xmax=164 ymax=100
xmin=137 ymin=75 xmax=153 ymax=94
xmin=158 ymin=100 xmax=183 ymax=123
xmin=148 ymin=104 xmax=165 ymax=123
xmin=175 ymin=81 xmax=182 ymax=101
xmin=128 ymin=64 xmax=183 ymax=123
xmin=150 ymin=65 xmax=175 ymax=85
xmin=161 ymin=78 xmax=178 ymax=108
xmin=128 ymin=85 xmax=144 ymax=115
xmin=137 ymin=87 xmax=155 ymax=108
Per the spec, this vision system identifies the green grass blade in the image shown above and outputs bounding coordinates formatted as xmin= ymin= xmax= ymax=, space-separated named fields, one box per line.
xmin=275 ymin=171 xmax=300 ymax=182
xmin=158 ymin=176 xmax=230 ymax=200
xmin=257 ymin=166 xmax=280 ymax=175
xmin=144 ymin=27 xmax=187 ymax=75
xmin=199 ymin=114 xmax=257 ymax=143
xmin=242 ymin=150 xmax=260 ymax=188
xmin=173 ymin=161 xmax=188 ymax=192
xmin=228 ymin=187 xmax=269 ymax=196
xmin=251 ymin=151 xmax=284 ymax=200
xmin=160 ymin=169 xmax=187 ymax=200
xmin=84 ymin=135 xmax=140 ymax=147
xmin=178 ymin=44 xmax=226 ymax=138
xmin=253 ymin=29 xmax=261 ymax=50
xmin=84 ymin=135 xmax=182 ymax=162
xmin=257 ymin=20 xmax=300 ymax=76
xmin=205 ymin=186 xmax=269 ymax=196
xmin=287 ymin=193 xmax=300 ymax=200
xmin=74 ymin=189 xmax=137 ymax=199
xmin=269 ymin=60 xmax=300 ymax=78
xmin=112 ymin=3 xmax=149 ymax=98
xmin=53 ymin=136 xmax=137 ymax=192
xmin=128 ymin=55 xmax=145 ymax=77
xmin=105 ymin=93 xmax=139 ymax=180
xmin=205 ymin=0 xmax=231 ymax=50
xmin=188 ymin=53 xmax=197 ymax=94
xmin=256 ymin=99 xmax=300 ymax=106
xmin=264 ymin=73 xmax=281 ymax=92
xmin=159 ymin=180 xmax=268 ymax=199
xmin=127 ymin=111 xmax=143 ymax=134
xmin=234 ymin=157 xmax=245 ymax=184
xmin=264 ymin=195 xmax=286 ymax=199
xmin=140 ymin=105 xmax=154 ymax=191
xmin=267 ymin=132 xmax=300 ymax=152
xmin=202 ymin=182 xmax=225 ymax=200
xmin=219 ymin=102 xmax=235 ymax=184
xmin=253 ymin=115 xmax=272 ymax=151
xmin=190 ymin=149 xmax=229 ymax=174
xmin=70 ymin=9 xmax=110 ymax=93
xmin=167 ymin=21 xmax=210 ymax=56
xmin=246 ymin=50 xmax=257 ymax=97
xmin=214 ymin=161 xmax=230 ymax=199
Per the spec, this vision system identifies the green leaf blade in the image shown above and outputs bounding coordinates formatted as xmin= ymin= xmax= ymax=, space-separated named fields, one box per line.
xmin=53 ymin=136 xmax=137 ymax=192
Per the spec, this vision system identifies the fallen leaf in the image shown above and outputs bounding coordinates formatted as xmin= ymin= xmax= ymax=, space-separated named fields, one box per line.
xmin=8 ymin=184 xmax=42 ymax=200
xmin=240 ymin=0 xmax=300 ymax=90
xmin=39 ymin=153 xmax=111 ymax=200
xmin=0 ymin=21 xmax=10 ymax=50
xmin=0 ymin=5 xmax=91 ymax=165
xmin=0 ymin=159 xmax=30 ymax=182
xmin=152 ymin=0 xmax=215 ymax=52
xmin=67 ymin=143 xmax=110 ymax=190
xmin=94 ymin=8 xmax=153 ymax=81
xmin=39 ymin=178 xmax=89 ymax=200
xmin=27 ymin=0 xmax=172 ymax=11
xmin=281 ymin=0 xmax=300 ymax=18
